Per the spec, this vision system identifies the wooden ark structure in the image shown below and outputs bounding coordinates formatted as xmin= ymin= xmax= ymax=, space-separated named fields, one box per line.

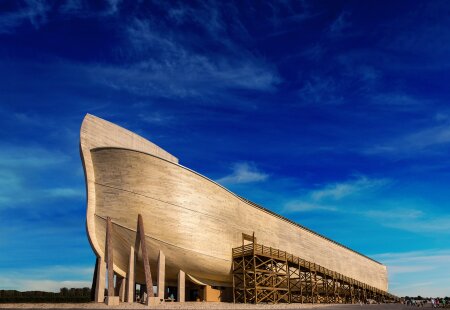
xmin=80 ymin=114 xmax=396 ymax=305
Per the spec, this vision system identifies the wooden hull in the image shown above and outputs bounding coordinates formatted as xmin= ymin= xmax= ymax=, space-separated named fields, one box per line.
xmin=80 ymin=114 xmax=388 ymax=291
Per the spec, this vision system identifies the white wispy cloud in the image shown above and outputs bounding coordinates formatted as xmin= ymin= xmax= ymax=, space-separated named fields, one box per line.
xmin=58 ymin=0 xmax=122 ymax=18
xmin=43 ymin=187 xmax=85 ymax=199
xmin=370 ymin=92 xmax=426 ymax=110
xmin=0 ymin=0 xmax=122 ymax=34
xmin=2 ymin=2 xmax=281 ymax=101
xmin=0 ymin=179 xmax=84 ymax=208
xmin=301 ymin=44 xmax=325 ymax=61
xmin=0 ymin=0 xmax=51 ymax=34
xmin=0 ymin=278 xmax=91 ymax=292
xmin=1 ymin=265 xmax=93 ymax=279
xmin=297 ymin=69 xmax=374 ymax=106
xmin=298 ymin=76 xmax=344 ymax=105
xmin=372 ymin=249 xmax=450 ymax=297
xmin=105 ymin=0 xmax=121 ymax=15
xmin=87 ymin=18 xmax=280 ymax=99
xmin=328 ymin=11 xmax=352 ymax=37
xmin=0 ymin=144 xmax=83 ymax=208
xmin=12 ymin=112 xmax=45 ymax=126
xmin=0 ymin=144 xmax=72 ymax=206
xmin=310 ymin=176 xmax=389 ymax=201
xmin=89 ymin=55 xmax=279 ymax=100
xmin=363 ymin=207 xmax=450 ymax=234
xmin=284 ymin=175 xmax=450 ymax=235
xmin=364 ymin=124 xmax=450 ymax=156
xmin=284 ymin=201 xmax=336 ymax=212
xmin=166 ymin=1 xmax=225 ymax=41
xmin=299 ymin=47 xmax=428 ymax=112
xmin=374 ymin=250 xmax=450 ymax=265
xmin=280 ymin=172 xmax=450 ymax=237
xmin=0 ymin=265 xmax=93 ymax=291
xmin=0 ymin=144 xmax=69 ymax=167
xmin=284 ymin=175 xmax=392 ymax=213
xmin=139 ymin=112 xmax=174 ymax=126
xmin=216 ymin=162 xmax=269 ymax=185
xmin=363 ymin=208 xmax=424 ymax=221
xmin=380 ymin=2 xmax=450 ymax=68
xmin=284 ymin=175 xmax=389 ymax=213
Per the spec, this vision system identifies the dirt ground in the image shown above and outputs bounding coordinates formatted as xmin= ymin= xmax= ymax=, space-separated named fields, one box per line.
xmin=0 ymin=302 xmax=419 ymax=310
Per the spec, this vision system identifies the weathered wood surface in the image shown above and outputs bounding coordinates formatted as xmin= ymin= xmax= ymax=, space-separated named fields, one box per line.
xmin=178 ymin=270 xmax=185 ymax=302
xmin=157 ymin=250 xmax=165 ymax=298
xmin=136 ymin=214 xmax=154 ymax=299
xmin=94 ymin=257 xmax=106 ymax=302
xmin=80 ymin=113 xmax=178 ymax=260
xmin=80 ymin=114 xmax=388 ymax=292
xmin=125 ymin=246 xmax=135 ymax=303
xmin=106 ymin=217 xmax=114 ymax=297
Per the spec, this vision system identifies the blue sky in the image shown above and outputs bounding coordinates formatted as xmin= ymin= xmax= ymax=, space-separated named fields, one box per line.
xmin=0 ymin=0 xmax=450 ymax=297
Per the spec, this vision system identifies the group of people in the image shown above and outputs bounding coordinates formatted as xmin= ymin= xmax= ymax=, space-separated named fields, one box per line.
xmin=431 ymin=298 xmax=447 ymax=308
xmin=405 ymin=298 xmax=448 ymax=308
xmin=406 ymin=299 xmax=425 ymax=307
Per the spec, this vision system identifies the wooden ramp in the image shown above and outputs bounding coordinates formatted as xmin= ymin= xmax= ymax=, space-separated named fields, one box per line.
xmin=232 ymin=239 xmax=398 ymax=304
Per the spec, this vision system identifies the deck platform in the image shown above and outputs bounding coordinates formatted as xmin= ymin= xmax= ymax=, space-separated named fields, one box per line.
xmin=232 ymin=240 xmax=398 ymax=304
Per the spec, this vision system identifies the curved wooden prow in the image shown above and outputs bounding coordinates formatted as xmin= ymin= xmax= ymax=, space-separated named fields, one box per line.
xmin=80 ymin=113 xmax=178 ymax=260
xmin=80 ymin=114 xmax=178 ymax=304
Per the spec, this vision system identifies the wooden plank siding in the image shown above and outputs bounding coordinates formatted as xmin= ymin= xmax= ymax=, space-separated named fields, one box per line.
xmin=80 ymin=114 xmax=388 ymax=292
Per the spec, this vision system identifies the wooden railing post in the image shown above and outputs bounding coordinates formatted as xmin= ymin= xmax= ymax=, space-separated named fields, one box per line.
xmin=230 ymin=237 xmax=394 ymax=304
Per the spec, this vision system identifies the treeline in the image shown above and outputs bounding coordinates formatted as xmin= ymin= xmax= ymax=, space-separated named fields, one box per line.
xmin=0 ymin=287 xmax=91 ymax=303
xmin=405 ymin=296 xmax=450 ymax=300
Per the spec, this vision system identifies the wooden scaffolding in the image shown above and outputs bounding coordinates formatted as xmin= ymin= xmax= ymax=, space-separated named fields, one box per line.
xmin=232 ymin=235 xmax=398 ymax=304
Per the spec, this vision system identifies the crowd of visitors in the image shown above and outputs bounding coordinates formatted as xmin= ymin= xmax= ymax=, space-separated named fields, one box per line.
xmin=405 ymin=298 xmax=449 ymax=307
xmin=431 ymin=298 xmax=447 ymax=308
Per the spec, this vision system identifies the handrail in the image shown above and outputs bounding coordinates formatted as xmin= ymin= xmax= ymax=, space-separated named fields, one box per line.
xmin=232 ymin=242 xmax=395 ymax=298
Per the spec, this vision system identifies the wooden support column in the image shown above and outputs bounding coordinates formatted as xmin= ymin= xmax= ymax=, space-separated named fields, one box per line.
xmin=106 ymin=217 xmax=114 ymax=297
xmin=178 ymin=270 xmax=185 ymax=302
xmin=242 ymin=246 xmax=246 ymax=303
xmin=126 ymin=246 xmax=135 ymax=303
xmin=140 ymin=285 xmax=146 ymax=301
xmin=313 ymin=268 xmax=317 ymax=304
xmin=157 ymin=250 xmax=165 ymax=299
xmin=232 ymin=258 xmax=236 ymax=304
xmin=350 ymin=282 xmax=354 ymax=304
xmin=105 ymin=217 xmax=120 ymax=306
xmin=94 ymin=257 xmax=106 ymax=303
xmin=90 ymin=257 xmax=99 ymax=302
xmin=286 ymin=258 xmax=291 ymax=303
xmin=135 ymin=214 xmax=154 ymax=304
xmin=299 ymin=264 xmax=303 ymax=304
xmin=309 ymin=264 xmax=314 ymax=304
xmin=115 ymin=275 xmax=125 ymax=301
xmin=252 ymin=234 xmax=257 ymax=304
